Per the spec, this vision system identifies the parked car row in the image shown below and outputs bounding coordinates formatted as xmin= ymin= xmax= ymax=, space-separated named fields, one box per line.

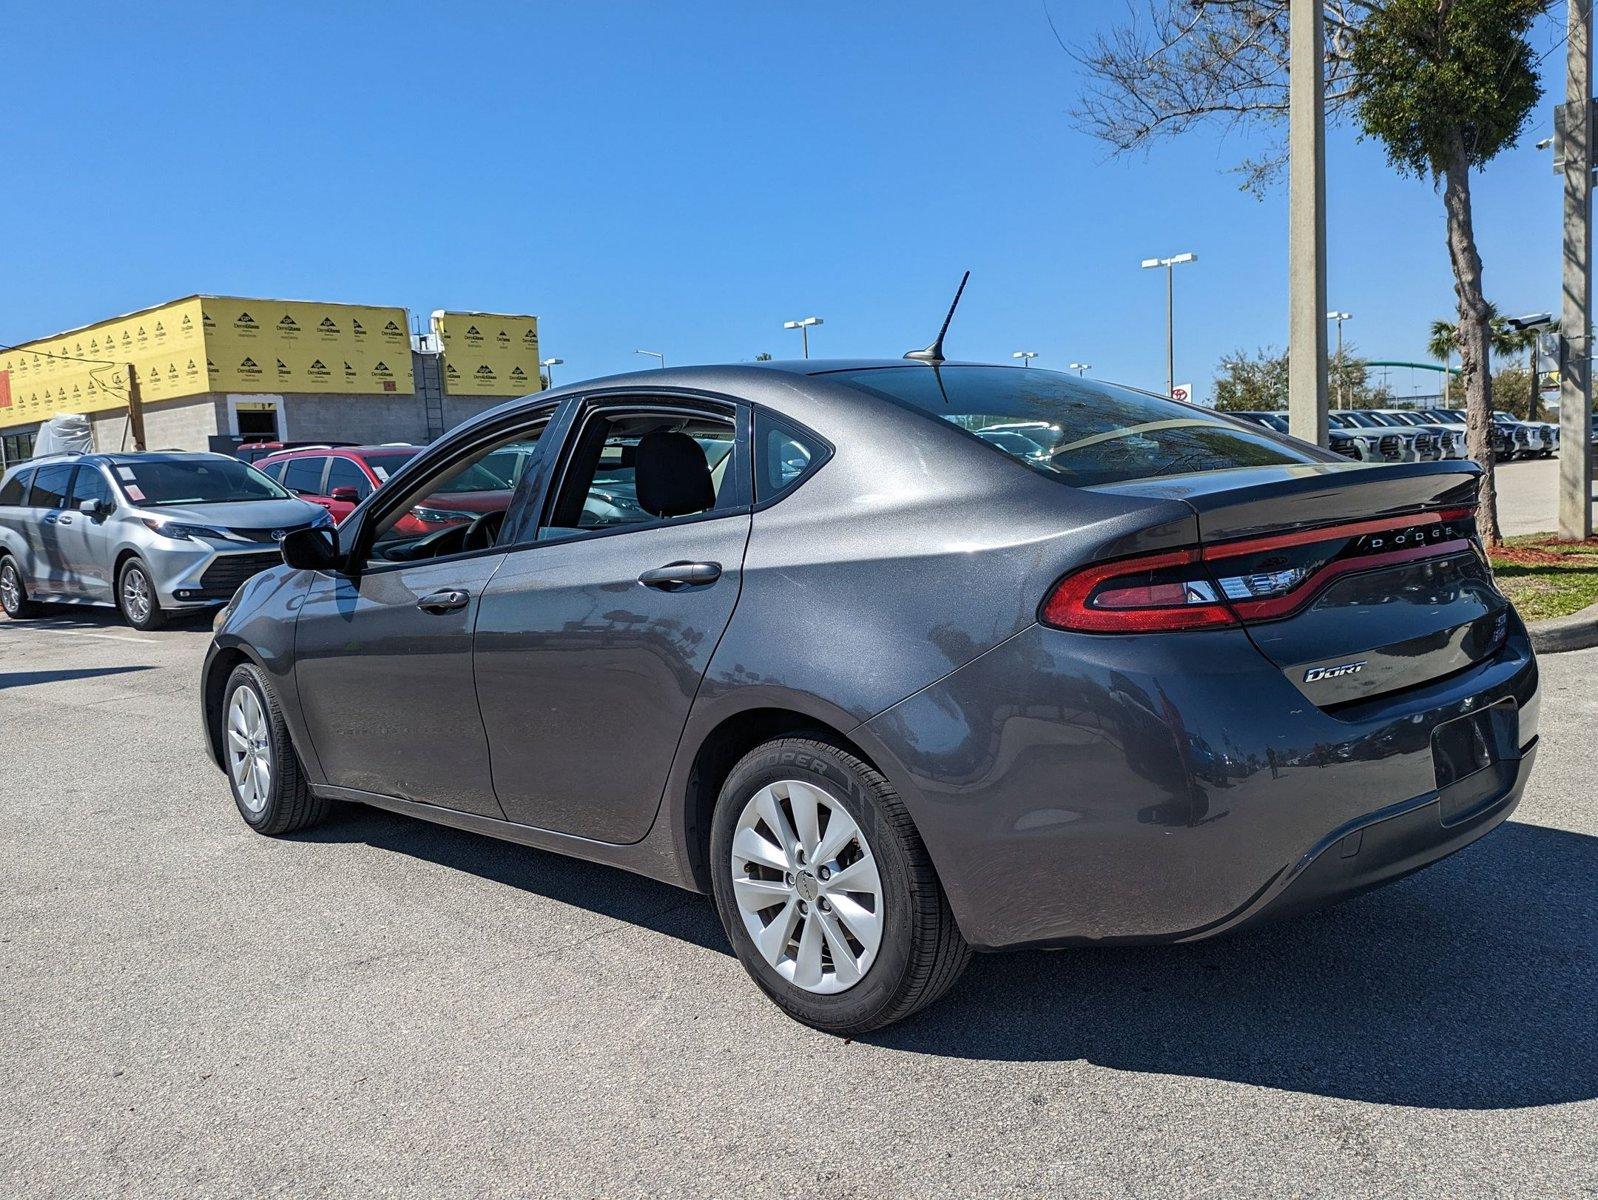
xmin=1232 ymin=406 xmax=1563 ymax=462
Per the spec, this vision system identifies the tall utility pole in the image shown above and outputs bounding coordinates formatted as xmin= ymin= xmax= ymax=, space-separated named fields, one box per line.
xmin=1288 ymin=0 xmax=1329 ymax=446
xmin=125 ymin=365 xmax=147 ymax=451
xmin=1560 ymin=0 xmax=1595 ymax=540
xmin=1139 ymin=252 xmax=1196 ymax=395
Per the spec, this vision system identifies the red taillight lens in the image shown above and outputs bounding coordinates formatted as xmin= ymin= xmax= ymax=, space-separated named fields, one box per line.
xmin=1041 ymin=506 xmax=1478 ymax=635
xmin=1041 ymin=548 xmax=1237 ymax=633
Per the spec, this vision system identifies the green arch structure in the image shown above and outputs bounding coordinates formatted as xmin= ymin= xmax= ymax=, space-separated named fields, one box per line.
xmin=1365 ymin=360 xmax=1461 ymax=377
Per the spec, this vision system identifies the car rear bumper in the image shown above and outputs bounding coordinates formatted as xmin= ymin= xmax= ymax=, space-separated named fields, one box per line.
xmin=862 ymin=620 xmax=1540 ymax=951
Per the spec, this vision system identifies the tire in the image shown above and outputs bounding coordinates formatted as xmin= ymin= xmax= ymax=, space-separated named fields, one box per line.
xmin=116 ymin=557 xmax=167 ymax=630
xmin=0 ymin=555 xmax=40 ymax=619
xmin=221 ymin=663 xmax=332 ymax=836
xmin=709 ymin=734 xmax=970 ymax=1035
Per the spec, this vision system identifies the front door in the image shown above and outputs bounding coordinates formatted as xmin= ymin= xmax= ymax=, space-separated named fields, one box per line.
xmin=291 ymin=412 xmax=552 ymax=816
xmin=57 ymin=464 xmax=117 ymax=600
xmin=474 ymin=399 xmax=751 ymax=843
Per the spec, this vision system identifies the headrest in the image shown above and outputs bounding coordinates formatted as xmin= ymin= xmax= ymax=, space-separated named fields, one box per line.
xmin=633 ymin=430 xmax=715 ymax=518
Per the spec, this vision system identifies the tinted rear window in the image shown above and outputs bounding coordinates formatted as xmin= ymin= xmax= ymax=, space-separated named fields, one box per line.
xmin=828 ymin=366 xmax=1318 ymax=488
xmin=0 ymin=469 xmax=30 ymax=506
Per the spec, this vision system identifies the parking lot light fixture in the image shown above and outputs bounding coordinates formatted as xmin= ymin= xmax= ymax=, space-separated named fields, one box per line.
xmin=1069 ymin=362 xmax=1092 ymax=376
xmin=1140 ymin=252 xmax=1198 ymax=395
xmin=634 ymin=349 xmax=665 ymax=369
xmin=783 ymin=316 xmax=824 ymax=358
xmin=1011 ymin=350 xmax=1037 ymax=367
xmin=540 ymin=357 xmax=564 ymax=386
xmin=1327 ymin=312 xmax=1352 ymax=409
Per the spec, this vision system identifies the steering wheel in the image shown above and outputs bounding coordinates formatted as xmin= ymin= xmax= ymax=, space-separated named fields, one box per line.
xmin=461 ymin=509 xmax=506 ymax=553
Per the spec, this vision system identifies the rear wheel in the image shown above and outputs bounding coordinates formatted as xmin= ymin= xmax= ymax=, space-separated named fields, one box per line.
xmin=709 ymin=735 xmax=970 ymax=1035
xmin=117 ymin=558 xmax=167 ymax=630
xmin=223 ymin=663 xmax=331 ymax=835
xmin=0 ymin=556 xmax=39 ymax=619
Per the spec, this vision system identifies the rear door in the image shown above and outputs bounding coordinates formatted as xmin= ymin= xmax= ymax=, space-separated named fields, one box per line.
xmin=473 ymin=396 xmax=752 ymax=842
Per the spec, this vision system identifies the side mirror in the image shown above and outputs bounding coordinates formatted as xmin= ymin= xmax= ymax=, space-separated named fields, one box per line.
xmin=329 ymin=486 xmax=360 ymax=504
xmin=78 ymin=498 xmax=108 ymax=518
xmin=280 ymin=526 xmax=342 ymax=572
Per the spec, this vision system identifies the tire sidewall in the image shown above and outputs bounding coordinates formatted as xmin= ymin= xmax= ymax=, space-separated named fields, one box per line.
xmin=223 ymin=665 xmax=285 ymax=829
xmin=710 ymin=739 xmax=918 ymax=1031
xmin=117 ymin=558 xmax=162 ymax=630
xmin=0 ymin=557 xmax=26 ymax=617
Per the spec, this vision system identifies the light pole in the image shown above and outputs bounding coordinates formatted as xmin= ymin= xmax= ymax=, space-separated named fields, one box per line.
xmin=1069 ymin=362 xmax=1092 ymax=376
xmin=540 ymin=357 xmax=563 ymax=387
xmin=1140 ymin=252 xmax=1197 ymax=396
xmin=783 ymin=316 xmax=823 ymax=358
xmin=1011 ymin=350 xmax=1037 ymax=367
xmin=633 ymin=349 xmax=665 ymax=369
xmin=1327 ymin=312 xmax=1351 ymax=408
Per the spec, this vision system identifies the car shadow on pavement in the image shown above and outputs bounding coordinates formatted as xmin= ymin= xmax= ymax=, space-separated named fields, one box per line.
xmin=300 ymin=807 xmax=1594 ymax=1110
xmin=873 ymin=820 xmax=1597 ymax=1110
xmin=0 ymin=665 xmax=156 ymax=689
xmin=298 ymin=804 xmax=734 ymax=956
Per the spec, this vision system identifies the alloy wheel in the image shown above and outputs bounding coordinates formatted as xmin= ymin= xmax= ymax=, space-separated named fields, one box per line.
xmin=729 ymin=779 xmax=884 ymax=994
xmin=121 ymin=567 xmax=152 ymax=624
xmin=0 ymin=562 xmax=19 ymax=615
xmin=227 ymin=685 xmax=272 ymax=815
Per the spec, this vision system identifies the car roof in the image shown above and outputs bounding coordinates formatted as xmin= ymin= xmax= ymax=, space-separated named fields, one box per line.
xmin=260 ymin=444 xmax=422 ymax=458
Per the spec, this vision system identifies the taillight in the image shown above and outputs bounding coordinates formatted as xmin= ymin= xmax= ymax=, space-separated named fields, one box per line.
xmin=1040 ymin=548 xmax=1237 ymax=633
xmin=1041 ymin=506 xmax=1477 ymax=634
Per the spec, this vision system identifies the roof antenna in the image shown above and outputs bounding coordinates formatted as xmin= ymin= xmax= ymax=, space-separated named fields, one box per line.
xmin=904 ymin=270 xmax=970 ymax=365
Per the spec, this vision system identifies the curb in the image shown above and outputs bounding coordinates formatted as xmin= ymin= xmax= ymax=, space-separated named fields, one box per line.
xmin=1527 ymin=601 xmax=1598 ymax=654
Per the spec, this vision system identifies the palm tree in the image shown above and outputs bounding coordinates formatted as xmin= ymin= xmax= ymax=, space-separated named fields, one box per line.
xmin=1427 ymin=319 xmax=1458 ymax=405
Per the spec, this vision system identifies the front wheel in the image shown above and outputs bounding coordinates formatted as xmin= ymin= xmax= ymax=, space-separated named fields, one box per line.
xmin=709 ymin=735 xmax=970 ymax=1035
xmin=117 ymin=558 xmax=167 ymax=630
xmin=0 ymin=556 xmax=40 ymax=619
xmin=222 ymin=663 xmax=332 ymax=835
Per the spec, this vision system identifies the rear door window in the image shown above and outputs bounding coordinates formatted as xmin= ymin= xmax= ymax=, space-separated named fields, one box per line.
xmin=827 ymin=366 xmax=1319 ymax=488
xmin=28 ymin=463 xmax=74 ymax=509
xmin=282 ymin=456 xmax=329 ymax=496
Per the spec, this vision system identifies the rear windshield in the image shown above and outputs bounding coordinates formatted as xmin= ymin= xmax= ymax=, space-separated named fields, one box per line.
xmin=111 ymin=458 xmax=290 ymax=506
xmin=828 ymin=366 xmax=1318 ymax=487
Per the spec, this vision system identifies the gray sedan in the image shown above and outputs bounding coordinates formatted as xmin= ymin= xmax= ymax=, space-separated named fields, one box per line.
xmin=199 ymin=361 xmax=1539 ymax=1034
xmin=0 ymin=452 xmax=328 ymax=629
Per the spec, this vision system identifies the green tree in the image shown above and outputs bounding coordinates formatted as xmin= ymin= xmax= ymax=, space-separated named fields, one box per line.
xmin=1072 ymin=0 xmax=1549 ymax=545
xmin=1213 ymin=343 xmax=1392 ymax=411
xmin=754 ymin=352 xmax=774 ymax=361
xmin=1493 ymin=365 xmax=1534 ymax=420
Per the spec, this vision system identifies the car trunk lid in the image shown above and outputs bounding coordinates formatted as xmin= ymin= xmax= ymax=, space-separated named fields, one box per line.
xmin=1094 ymin=461 xmax=1508 ymax=705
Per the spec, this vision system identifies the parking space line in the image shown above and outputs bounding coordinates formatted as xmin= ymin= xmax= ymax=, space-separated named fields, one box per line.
xmin=0 ymin=626 xmax=158 ymax=645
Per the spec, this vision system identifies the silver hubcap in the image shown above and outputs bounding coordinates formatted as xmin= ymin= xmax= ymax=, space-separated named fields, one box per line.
xmin=227 ymin=686 xmax=272 ymax=815
xmin=0 ymin=564 xmax=18 ymax=613
xmin=730 ymin=779 xmax=884 ymax=994
xmin=122 ymin=567 xmax=151 ymax=623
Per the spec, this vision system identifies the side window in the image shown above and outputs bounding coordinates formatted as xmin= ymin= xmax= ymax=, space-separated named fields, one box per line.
xmin=0 ymin=469 xmax=30 ymax=506
xmin=67 ymin=466 xmax=113 ymax=508
xmin=543 ymin=408 xmax=739 ymax=535
xmin=325 ymin=458 xmax=372 ymax=499
xmin=29 ymin=464 xmax=74 ymax=509
xmin=282 ymin=456 xmax=328 ymax=496
xmin=367 ymin=420 xmax=548 ymax=564
xmin=257 ymin=460 xmax=287 ymax=482
xmin=754 ymin=410 xmax=826 ymax=503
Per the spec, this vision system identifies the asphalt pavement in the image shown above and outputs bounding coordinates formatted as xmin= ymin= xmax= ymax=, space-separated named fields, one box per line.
xmin=1 ymin=610 xmax=1594 ymax=1199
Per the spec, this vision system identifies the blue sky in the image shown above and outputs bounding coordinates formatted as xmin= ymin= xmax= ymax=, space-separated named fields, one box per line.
xmin=2 ymin=2 xmax=1571 ymax=402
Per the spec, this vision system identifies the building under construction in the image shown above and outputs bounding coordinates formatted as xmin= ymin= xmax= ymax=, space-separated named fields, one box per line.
xmin=0 ymin=296 xmax=542 ymax=464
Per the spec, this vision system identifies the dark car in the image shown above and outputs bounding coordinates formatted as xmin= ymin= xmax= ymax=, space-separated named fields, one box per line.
xmin=201 ymin=361 xmax=1539 ymax=1035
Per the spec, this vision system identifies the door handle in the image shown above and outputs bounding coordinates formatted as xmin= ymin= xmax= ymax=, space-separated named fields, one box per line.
xmin=638 ymin=561 xmax=722 ymax=590
xmin=417 ymin=588 xmax=471 ymax=614
xmin=57 ymin=515 xmax=74 ymax=526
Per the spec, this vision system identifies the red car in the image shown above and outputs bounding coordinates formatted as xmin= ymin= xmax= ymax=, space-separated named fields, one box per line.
xmin=256 ymin=444 xmax=534 ymax=536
